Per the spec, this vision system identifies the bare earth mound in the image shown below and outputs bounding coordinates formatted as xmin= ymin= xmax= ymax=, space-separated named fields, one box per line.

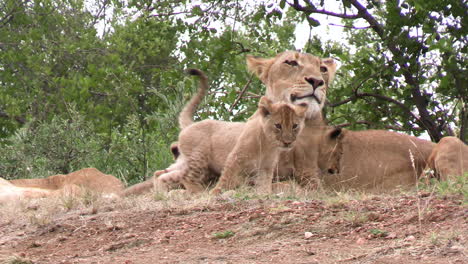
xmin=0 ymin=191 xmax=466 ymax=264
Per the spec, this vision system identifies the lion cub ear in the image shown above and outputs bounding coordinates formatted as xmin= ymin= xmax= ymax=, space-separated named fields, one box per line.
xmin=258 ymin=96 xmax=274 ymax=117
xmin=328 ymin=127 xmax=343 ymax=140
xmin=246 ymin=55 xmax=275 ymax=82
xmin=294 ymin=102 xmax=309 ymax=117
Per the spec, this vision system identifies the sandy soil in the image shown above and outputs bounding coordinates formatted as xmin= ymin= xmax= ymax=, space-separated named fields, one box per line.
xmin=0 ymin=191 xmax=466 ymax=264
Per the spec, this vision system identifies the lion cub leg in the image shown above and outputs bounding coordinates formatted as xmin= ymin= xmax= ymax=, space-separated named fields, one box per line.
xmin=295 ymin=168 xmax=322 ymax=190
xmin=254 ymin=166 xmax=276 ymax=194
xmin=153 ymin=155 xmax=188 ymax=192
xmin=156 ymin=170 xmax=186 ymax=192
xmin=180 ymin=151 xmax=211 ymax=193
xmin=210 ymin=155 xmax=248 ymax=195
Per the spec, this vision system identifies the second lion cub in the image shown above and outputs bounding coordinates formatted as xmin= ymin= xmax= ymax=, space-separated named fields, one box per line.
xmin=211 ymin=97 xmax=307 ymax=195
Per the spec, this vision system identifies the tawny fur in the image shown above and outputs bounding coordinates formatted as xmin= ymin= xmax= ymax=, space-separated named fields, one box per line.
xmin=10 ymin=168 xmax=124 ymax=195
xmin=246 ymin=51 xmax=336 ymax=119
xmin=424 ymin=136 xmax=467 ymax=181
xmin=0 ymin=178 xmax=51 ymax=202
xmin=210 ymin=97 xmax=307 ymax=194
xmin=313 ymin=129 xmax=436 ymax=192
xmin=178 ymin=69 xmax=208 ymax=129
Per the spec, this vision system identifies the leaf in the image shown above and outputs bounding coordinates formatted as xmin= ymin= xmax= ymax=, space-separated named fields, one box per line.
xmin=279 ymin=0 xmax=286 ymax=9
xmin=307 ymin=16 xmax=321 ymax=27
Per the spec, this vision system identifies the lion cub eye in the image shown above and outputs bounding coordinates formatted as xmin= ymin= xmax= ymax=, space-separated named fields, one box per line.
xmin=292 ymin=124 xmax=298 ymax=129
xmin=275 ymin=123 xmax=282 ymax=129
xmin=284 ymin=60 xmax=299 ymax=67
xmin=320 ymin=66 xmax=328 ymax=73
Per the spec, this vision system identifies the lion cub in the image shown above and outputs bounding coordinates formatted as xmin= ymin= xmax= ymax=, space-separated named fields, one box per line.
xmin=210 ymin=97 xmax=307 ymax=195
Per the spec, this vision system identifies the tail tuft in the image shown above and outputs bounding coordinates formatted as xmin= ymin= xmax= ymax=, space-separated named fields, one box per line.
xmin=186 ymin=68 xmax=203 ymax=77
xmin=178 ymin=69 xmax=209 ymax=129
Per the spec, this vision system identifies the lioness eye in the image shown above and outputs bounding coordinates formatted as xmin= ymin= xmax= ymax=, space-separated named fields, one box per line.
xmin=320 ymin=66 xmax=328 ymax=72
xmin=292 ymin=124 xmax=298 ymax=129
xmin=275 ymin=124 xmax=282 ymax=129
xmin=284 ymin=60 xmax=299 ymax=67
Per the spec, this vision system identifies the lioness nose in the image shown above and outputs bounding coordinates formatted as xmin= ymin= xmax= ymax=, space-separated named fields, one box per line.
xmin=305 ymin=77 xmax=324 ymax=90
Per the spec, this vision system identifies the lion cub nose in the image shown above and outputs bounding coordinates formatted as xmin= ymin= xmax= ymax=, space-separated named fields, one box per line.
xmin=304 ymin=77 xmax=324 ymax=90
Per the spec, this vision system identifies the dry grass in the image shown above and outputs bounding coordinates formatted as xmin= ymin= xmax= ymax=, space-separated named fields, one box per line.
xmin=1 ymin=174 xmax=466 ymax=234
xmin=0 ymin=255 xmax=34 ymax=264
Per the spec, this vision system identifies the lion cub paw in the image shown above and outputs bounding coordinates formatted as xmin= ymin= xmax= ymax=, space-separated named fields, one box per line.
xmin=154 ymin=169 xmax=168 ymax=177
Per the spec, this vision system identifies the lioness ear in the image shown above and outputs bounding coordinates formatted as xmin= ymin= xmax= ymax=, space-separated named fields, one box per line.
xmin=329 ymin=127 xmax=343 ymax=140
xmin=322 ymin=58 xmax=337 ymax=85
xmin=246 ymin=55 xmax=275 ymax=82
xmin=258 ymin=96 xmax=273 ymax=117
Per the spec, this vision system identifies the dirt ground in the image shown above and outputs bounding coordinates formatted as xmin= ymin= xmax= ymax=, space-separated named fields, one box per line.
xmin=0 ymin=190 xmax=466 ymax=264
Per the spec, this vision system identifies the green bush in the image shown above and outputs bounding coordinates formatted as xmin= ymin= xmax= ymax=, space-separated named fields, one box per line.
xmin=0 ymin=110 xmax=175 ymax=185
xmin=0 ymin=111 xmax=102 ymax=179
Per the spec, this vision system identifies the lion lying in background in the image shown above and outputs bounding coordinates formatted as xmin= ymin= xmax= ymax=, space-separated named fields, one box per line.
xmin=315 ymin=128 xmax=436 ymax=192
xmin=9 ymin=168 xmax=124 ymax=198
xmin=0 ymin=177 xmax=51 ymax=202
xmin=424 ymin=136 xmax=467 ymax=180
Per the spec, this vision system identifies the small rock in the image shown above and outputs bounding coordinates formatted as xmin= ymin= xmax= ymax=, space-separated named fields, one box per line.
xmin=356 ymin=237 xmax=367 ymax=245
xmin=221 ymin=190 xmax=237 ymax=198
xmin=304 ymin=232 xmax=313 ymax=239
xmin=29 ymin=241 xmax=42 ymax=248
xmin=405 ymin=235 xmax=416 ymax=241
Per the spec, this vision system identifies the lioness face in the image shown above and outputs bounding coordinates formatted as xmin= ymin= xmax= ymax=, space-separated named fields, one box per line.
xmin=258 ymin=96 xmax=307 ymax=150
xmin=247 ymin=51 xmax=336 ymax=119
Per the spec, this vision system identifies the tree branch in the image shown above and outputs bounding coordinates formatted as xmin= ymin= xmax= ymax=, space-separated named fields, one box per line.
xmin=290 ymin=0 xmax=443 ymax=140
xmin=335 ymin=120 xmax=421 ymax=131
xmin=347 ymin=0 xmax=442 ymax=141
xmin=288 ymin=0 xmax=360 ymax=19
xmin=229 ymin=74 xmax=253 ymax=113
xmin=328 ymin=90 xmax=420 ymax=124
xmin=328 ymin=23 xmax=370 ymax=29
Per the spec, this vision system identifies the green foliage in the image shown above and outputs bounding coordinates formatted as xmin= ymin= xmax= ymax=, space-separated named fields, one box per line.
xmin=213 ymin=230 xmax=235 ymax=239
xmin=420 ymin=174 xmax=468 ymax=201
xmin=369 ymin=228 xmax=388 ymax=237
xmin=0 ymin=107 xmax=102 ymax=179
xmin=0 ymin=108 xmax=174 ymax=185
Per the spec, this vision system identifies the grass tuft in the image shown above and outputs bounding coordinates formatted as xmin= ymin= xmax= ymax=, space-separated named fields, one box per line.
xmin=213 ymin=230 xmax=235 ymax=239
xmin=2 ymin=256 xmax=34 ymax=264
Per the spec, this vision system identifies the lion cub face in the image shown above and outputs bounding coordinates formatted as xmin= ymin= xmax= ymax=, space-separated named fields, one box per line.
xmin=258 ymin=96 xmax=307 ymax=150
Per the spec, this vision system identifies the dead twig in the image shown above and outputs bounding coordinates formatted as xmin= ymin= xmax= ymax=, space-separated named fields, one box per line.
xmin=229 ymin=74 xmax=254 ymax=113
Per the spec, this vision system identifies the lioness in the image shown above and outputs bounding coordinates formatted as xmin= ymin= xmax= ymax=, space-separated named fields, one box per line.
xmin=314 ymin=128 xmax=436 ymax=191
xmin=424 ymin=136 xmax=467 ymax=180
xmin=210 ymin=97 xmax=307 ymax=194
xmin=10 ymin=168 xmax=124 ymax=196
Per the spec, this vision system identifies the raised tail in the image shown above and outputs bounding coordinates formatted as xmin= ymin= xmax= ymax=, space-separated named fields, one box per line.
xmin=178 ymin=69 xmax=209 ymax=129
